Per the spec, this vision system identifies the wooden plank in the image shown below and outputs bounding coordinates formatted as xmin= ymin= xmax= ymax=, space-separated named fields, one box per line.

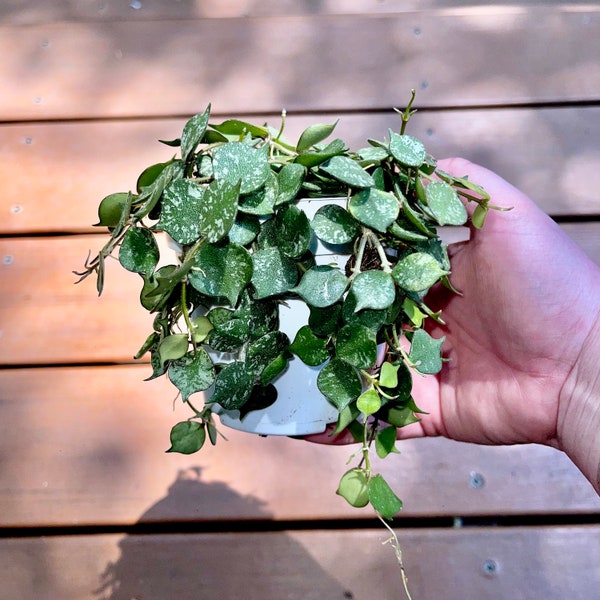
xmin=1 ymin=107 xmax=598 ymax=236
xmin=3 ymin=1 xmax=594 ymax=24
xmin=1 ymin=8 xmax=598 ymax=120
xmin=0 ymin=365 xmax=598 ymax=527
xmin=0 ymin=526 xmax=598 ymax=599
xmin=1 ymin=224 xmax=599 ymax=367
xmin=1 ymin=223 xmax=599 ymax=366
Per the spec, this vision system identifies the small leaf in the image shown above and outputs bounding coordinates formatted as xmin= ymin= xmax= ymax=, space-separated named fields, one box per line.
xmin=379 ymin=362 xmax=399 ymax=389
xmin=190 ymin=316 xmax=214 ymax=343
xmin=296 ymin=120 xmax=338 ymax=153
xmin=157 ymin=179 xmax=204 ymax=244
xmin=251 ymin=247 xmax=298 ymax=299
xmin=293 ymin=266 xmax=348 ymax=308
xmin=167 ymin=421 xmax=206 ymax=454
xmin=368 ymin=474 xmax=402 ymax=518
xmin=118 ymin=227 xmax=159 ymax=274
xmin=425 ymin=181 xmax=468 ymax=226
xmin=402 ymin=297 xmax=426 ymax=327
xmin=136 ymin=161 xmax=174 ymax=192
xmin=189 ymin=243 xmax=253 ymax=305
xmin=210 ymin=118 xmax=270 ymax=139
xmin=357 ymin=388 xmax=381 ymax=416
xmin=168 ymin=349 xmax=216 ymax=402
xmin=389 ymin=132 xmax=426 ymax=167
xmin=289 ymin=326 xmax=329 ymax=366
xmin=392 ymin=252 xmax=449 ymax=292
xmin=311 ymin=204 xmax=360 ymax=245
xmin=350 ymin=271 xmax=396 ymax=312
xmin=209 ymin=362 xmax=255 ymax=410
xmin=348 ymin=188 xmax=399 ymax=233
xmin=320 ymin=155 xmax=375 ymax=189
xmin=375 ymin=426 xmax=399 ymax=459
xmin=317 ymin=358 xmax=362 ymax=410
xmin=409 ymin=329 xmax=445 ymax=374
xmin=472 ymin=203 xmax=488 ymax=229
xmin=335 ymin=324 xmax=378 ymax=370
xmin=212 ymin=142 xmax=270 ymax=194
xmin=181 ymin=105 xmax=211 ymax=162
xmin=158 ymin=333 xmax=189 ymax=365
xmin=295 ymin=138 xmax=347 ymax=168
xmin=336 ymin=468 xmax=370 ymax=508
xmin=96 ymin=192 xmax=129 ymax=227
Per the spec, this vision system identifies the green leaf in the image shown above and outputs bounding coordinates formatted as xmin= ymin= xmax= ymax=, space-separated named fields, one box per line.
xmin=259 ymin=353 xmax=288 ymax=385
xmin=209 ymin=362 xmax=256 ymax=410
xmin=136 ymin=161 xmax=175 ymax=193
xmin=341 ymin=293 xmax=387 ymax=332
xmin=158 ymin=333 xmax=189 ymax=365
xmin=228 ymin=214 xmax=260 ymax=246
xmin=348 ymin=188 xmax=399 ymax=232
xmin=212 ymin=142 xmax=270 ymax=194
xmin=239 ymin=170 xmax=278 ymax=215
xmin=157 ymin=179 xmax=204 ymax=244
xmin=168 ymin=349 xmax=216 ymax=402
xmin=246 ymin=331 xmax=290 ymax=376
xmin=425 ymin=181 xmax=468 ymax=226
xmin=289 ymin=326 xmax=329 ymax=366
xmin=276 ymin=162 xmax=306 ymax=205
xmin=210 ymin=118 xmax=270 ymax=139
xmin=181 ymin=105 xmax=211 ymax=163
xmin=190 ymin=315 xmax=214 ymax=343
xmin=357 ymin=146 xmax=389 ymax=163
xmin=320 ymin=155 xmax=375 ymax=189
xmin=275 ymin=204 xmax=312 ymax=259
xmin=335 ymin=324 xmax=378 ymax=370
xmin=350 ymin=271 xmax=396 ymax=312
xmin=357 ymin=388 xmax=381 ymax=416
xmin=311 ymin=204 xmax=360 ymax=245
xmin=379 ymin=362 xmax=399 ymax=388
xmin=368 ymin=474 xmax=402 ymax=518
xmin=333 ymin=403 xmax=361 ymax=434
xmin=317 ymin=358 xmax=362 ymax=410
xmin=295 ymin=138 xmax=347 ymax=168
xmin=336 ymin=468 xmax=370 ymax=508
xmin=293 ymin=266 xmax=348 ymax=308
xmin=408 ymin=329 xmax=445 ymax=374
xmin=118 ymin=227 xmax=159 ymax=274
xmin=296 ymin=120 xmax=338 ymax=153
xmin=189 ymin=243 xmax=253 ymax=306
xmin=238 ymin=384 xmax=278 ymax=419
xmin=95 ymin=192 xmax=129 ymax=227
xmin=308 ymin=303 xmax=342 ymax=337
xmin=392 ymin=252 xmax=449 ymax=292
xmin=402 ymin=297 xmax=426 ymax=327
xmin=375 ymin=426 xmax=399 ymax=459
xmin=381 ymin=404 xmax=421 ymax=428
xmin=198 ymin=178 xmax=240 ymax=242
xmin=472 ymin=203 xmax=488 ymax=229
xmin=251 ymin=247 xmax=298 ymax=299
xmin=389 ymin=132 xmax=426 ymax=167
xmin=167 ymin=421 xmax=206 ymax=454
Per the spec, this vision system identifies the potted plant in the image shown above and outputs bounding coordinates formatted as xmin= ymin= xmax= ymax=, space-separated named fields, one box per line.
xmin=75 ymin=92 xmax=495 ymax=522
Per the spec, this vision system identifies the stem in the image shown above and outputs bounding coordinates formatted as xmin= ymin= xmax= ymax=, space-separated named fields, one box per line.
xmin=180 ymin=282 xmax=197 ymax=352
xmin=366 ymin=230 xmax=394 ymax=273
xmin=350 ymin=231 xmax=369 ymax=278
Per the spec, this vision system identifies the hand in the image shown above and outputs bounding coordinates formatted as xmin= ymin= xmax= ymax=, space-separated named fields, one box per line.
xmin=307 ymin=159 xmax=600 ymax=484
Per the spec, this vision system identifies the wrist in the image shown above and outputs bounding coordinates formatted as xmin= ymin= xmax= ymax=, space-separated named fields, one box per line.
xmin=557 ymin=313 xmax=600 ymax=494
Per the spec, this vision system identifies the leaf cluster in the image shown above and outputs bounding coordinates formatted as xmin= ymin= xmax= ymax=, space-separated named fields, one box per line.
xmin=76 ymin=97 xmax=495 ymax=518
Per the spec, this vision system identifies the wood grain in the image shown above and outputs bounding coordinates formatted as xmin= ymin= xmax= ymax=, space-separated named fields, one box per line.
xmin=1 ymin=106 xmax=598 ymax=236
xmin=0 ymin=526 xmax=598 ymax=599
xmin=0 ymin=364 xmax=597 ymax=527
xmin=1 ymin=8 xmax=598 ymax=120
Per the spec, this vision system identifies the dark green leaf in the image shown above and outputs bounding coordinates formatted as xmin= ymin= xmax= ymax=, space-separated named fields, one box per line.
xmin=212 ymin=142 xmax=270 ymax=194
xmin=350 ymin=271 xmax=396 ymax=312
xmin=238 ymin=384 xmax=278 ymax=419
xmin=239 ymin=171 xmax=278 ymax=215
xmin=289 ymin=326 xmax=329 ymax=366
xmin=335 ymin=324 xmax=377 ymax=370
xmin=317 ymin=358 xmax=362 ymax=410
xmin=276 ymin=162 xmax=306 ymax=205
xmin=168 ymin=349 xmax=216 ymax=402
xmin=293 ymin=266 xmax=348 ymax=308
xmin=118 ymin=227 xmax=159 ymax=274
xmin=368 ymin=474 xmax=402 ymax=518
xmin=348 ymin=188 xmax=399 ymax=232
xmin=210 ymin=362 xmax=255 ymax=410
xmin=275 ymin=204 xmax=311 ymax=259
xmin=408 ymin=329 xmax=445 ymax=374
xmin=157 ymin=179 xmax=204 ymax=244
xmin=308 ymin=303 xmax=342 ymax=336
xmin=320 ymin=155 xmax=375 ymax=189
xmin=199 ymin=178 xmax=240 ymax=242
xmin=228 ymin=214 xmax=260 ymax=246
xmin=311 ymin=204 xmax=360 ymax=245
xmin=181 ymin=105 xmax=211 ymax=162
xmin=167 ymin=421 xmax=206 ymax=454
xmin=375 ymin=426 xmax=399 ymax=459
xmin=295 ymin=138 xmax=347 ymax=168
xmin=251 ymin=247 xmax=298 ymax=299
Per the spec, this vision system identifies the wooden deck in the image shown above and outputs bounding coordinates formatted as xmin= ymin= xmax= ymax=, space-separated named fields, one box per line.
xmin=1 ymin=2 xmax=599 ymax=598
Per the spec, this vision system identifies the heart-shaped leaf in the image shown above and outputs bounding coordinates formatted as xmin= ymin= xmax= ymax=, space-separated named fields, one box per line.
xmin=276 ymin=204 xmax=311 ymax=259
xmin=96 ymin=192 xmax=129 ymax=227
xmin=320 ymin=155 xmax=375 ymax=189
xmin=119 ymin=227 xmax=159 ymax=274
xmin=311 ymin=204 xmax=360 ymax=245
xmin=289 ymin=326 xmax=329 ymax=366
xmin=375 ymin=426 xmax=399 ymax=459
xmin=167 ymin=421 xmax=206 ymax=454
xmin=408 ymin=329 xmax=445 ymax=374
xmin=168 ymin=349 xmax=216 ymax=402
xmin=158 ymin=333 xmax=189 ymax=365
xmin=336 ymin=468 xmax=370 ymax=508
xmin=425 ymin=181 xmax=468 ymax=226
xmin=209 ymin=361 xmax=256 ymax=410
xmin=349 ymin=188 xmax=399 ymax=232
xmin=389 ymin=132 xmax=426 ymax=167
xmin=368 ymin=474 xmax=403 ymax=518
xmin=157 ymin=179 xmax=204 ymax=244
xmin=350 ymin=271 xmax=396 ymax=312
xmin=392 ymin=252 xmax=448 ymax=292
xmin=251 ymin=247 xmax=298 ymax=299
xmin=335 ymin=324 xmax=377 ymax=370
xmin=212 ymin=142 xmax=270 ymax=194
xmin=356 ymin=388 xmax=381 ymax=416
xmin=317 ymin=358 xmax=362 ymax=410
xmin=293 ymin=266 xmax=348 ymax=308
xmin=296 ymin=120 xmax=338 ymax=153
xmin=276 ymin=162 xmax=306 ymax=205
xmin=189 ymin=243 xmax=253 ymax=305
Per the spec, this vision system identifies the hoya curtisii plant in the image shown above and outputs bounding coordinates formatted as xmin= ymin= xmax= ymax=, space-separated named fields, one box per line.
xmin=76 ymin=94 xmax=495 ymax=521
